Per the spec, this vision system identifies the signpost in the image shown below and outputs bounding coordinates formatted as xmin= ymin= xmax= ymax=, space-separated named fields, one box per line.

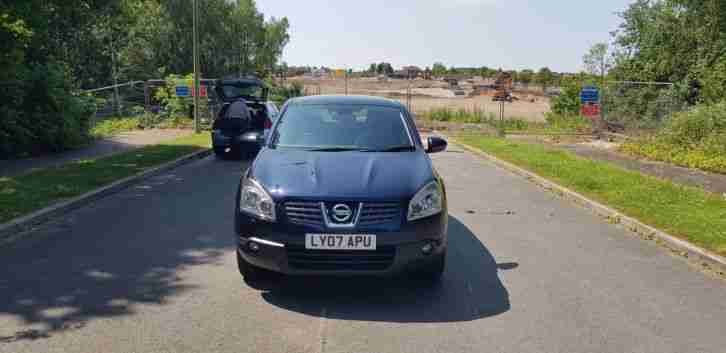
xmin=174 ymin=84 xmax=207 ymax=97
xmin=190 ymin=85 xmax=207 ymax=97
xmin=580 ymin=86 xmax=600 ymax=103
xmin=175 ymin=85 xmax=190 ymax=97
xmin=580 ymin=86 xmax=601 ymax=119
xmin=192 ymin=0 xmax=200 ymax=133
xmin=581 ymin=103 xmax=601 ymax=117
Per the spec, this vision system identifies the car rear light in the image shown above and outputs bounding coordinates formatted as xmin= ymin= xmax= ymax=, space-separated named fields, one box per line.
xmin=263 ymin=118 xmax=272 ymax=129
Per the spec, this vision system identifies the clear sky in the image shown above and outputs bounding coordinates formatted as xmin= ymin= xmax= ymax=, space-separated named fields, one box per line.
xmin=256 ymin=0 xmax=633 ymax=73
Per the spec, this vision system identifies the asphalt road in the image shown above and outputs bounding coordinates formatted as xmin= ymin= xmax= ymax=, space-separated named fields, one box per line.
xmin=1 ymin=144 xmax=725 ymax=353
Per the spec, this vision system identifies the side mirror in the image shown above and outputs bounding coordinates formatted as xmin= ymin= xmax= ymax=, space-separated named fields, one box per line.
xmin=241 ymin=131 xmax=265 ymax=146
xmin=426 ymin=136 xmax=447 ymax=154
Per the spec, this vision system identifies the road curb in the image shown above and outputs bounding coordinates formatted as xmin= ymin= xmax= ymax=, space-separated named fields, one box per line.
xmin=0 ymin=148 xmax=212 ymax=245
xmin=445 ymin=134 xmax=726 ymax=276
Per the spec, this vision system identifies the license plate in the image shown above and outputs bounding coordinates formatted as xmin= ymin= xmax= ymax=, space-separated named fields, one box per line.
xmin=305 ymin=234 xmax=376 ymax=250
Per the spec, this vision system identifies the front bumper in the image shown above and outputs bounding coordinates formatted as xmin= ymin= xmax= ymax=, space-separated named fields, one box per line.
xmin=235 ymin=212 xmax=447 ymax=276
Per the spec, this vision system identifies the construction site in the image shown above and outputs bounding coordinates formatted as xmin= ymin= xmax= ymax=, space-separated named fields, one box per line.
xmin=287 ymin=72 xmax=551 ymax=122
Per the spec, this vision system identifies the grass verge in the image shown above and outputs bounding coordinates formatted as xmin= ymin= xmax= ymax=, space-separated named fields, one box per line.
xmin=420 ymin=108 xmax=591 ymax=134
xmin=91 ymin=115 xmax=195 ymax=138
xmin=456 ymin=134 xmax=726 ymax=256
xmin=0 ymin=133 xmax=210 ymax=224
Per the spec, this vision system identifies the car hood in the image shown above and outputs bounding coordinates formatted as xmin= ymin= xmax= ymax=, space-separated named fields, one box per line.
xmin=250 ymin=148 xmax=434 ymax=200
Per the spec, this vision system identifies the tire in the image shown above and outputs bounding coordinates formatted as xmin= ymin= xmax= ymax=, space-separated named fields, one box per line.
xmin=237 ymin=250 xmax=269 ymax=282
xmin=416 ymin=252 xmax=445 ymax=283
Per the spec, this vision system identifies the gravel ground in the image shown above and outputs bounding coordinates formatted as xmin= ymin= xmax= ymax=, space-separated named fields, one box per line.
xmin=296 ymin=77 xmax=550 ymax=122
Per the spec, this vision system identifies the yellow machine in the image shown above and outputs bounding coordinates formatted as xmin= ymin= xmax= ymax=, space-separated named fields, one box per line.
xmin=493 ymin=71 xmax=513 ymax=102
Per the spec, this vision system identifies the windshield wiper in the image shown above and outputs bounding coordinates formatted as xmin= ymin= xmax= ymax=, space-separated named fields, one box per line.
xmin=360 ymin=145 xmax=416 ymax=152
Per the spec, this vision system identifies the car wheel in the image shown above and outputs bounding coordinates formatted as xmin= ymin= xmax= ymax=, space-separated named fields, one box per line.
xmin=417 ymin=252 xmax=445 ymax=283
xmin=236 ymin=250 xmax=270 ymax=282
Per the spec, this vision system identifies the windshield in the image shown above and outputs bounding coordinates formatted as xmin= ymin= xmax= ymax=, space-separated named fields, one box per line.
xmin=271 ymin=104 xmax=413 ymax=151
xmin=220 ymin=84 xmax=264 ymax=100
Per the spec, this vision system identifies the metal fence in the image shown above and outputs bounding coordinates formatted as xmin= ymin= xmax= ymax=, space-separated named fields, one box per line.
xmin=81 ymin=81 xmax=147 ymax=120
xmin=92 ymin=75 xmax=682 ymax=135
xmin=600 ymin=81 xmax=685 ymax=134
xmin=294 ymin=75 xmax=551 ymax=123
xmin=81 ymin=80 xmax=218 ymax=128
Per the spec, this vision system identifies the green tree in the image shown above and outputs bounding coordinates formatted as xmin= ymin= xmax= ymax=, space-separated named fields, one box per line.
xmin=535 ymin=67 xmax=555 ymax=91
xmin=0 ymin=0 xmax=291 ymax=157
xmin=479 ymin=67 xmax=496 ymax=78
xmin=583 ymin=43 xmax=612 ymax=82
xmin=376 ymin=62 xmax=394 ymax=75
xmin=432 ymin=62 xmax=447 ymax=77
xmin=518 ymin=69 xmax=534 ymax=87
xmin=611 ymin=0 xmax=726 ymax=103
xmin=551 ymin=73 xmax=597 ymax=116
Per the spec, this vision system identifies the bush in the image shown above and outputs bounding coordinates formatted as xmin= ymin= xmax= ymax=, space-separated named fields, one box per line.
xmin=661 ymin=102 xmax=726 ymax=146
xmin=424 ymin=108 xmax=492 ymax=123
xmin=544 ymin=113 xmax=592 ymax=133
xmin=621 ymin=102 xmax=726 ymax=174
xmin=154 ymin=74 xmax=194 ymax=119
xmin=422 ymin=108 xmax=591 ymax=134
xmin=0 ymin=62 xmax=94 ymax=158
xmin=270 ymin=81 xmax=304 ymax=104
xmin=90 ymin=113 xmax=194 ymax=138
xmin=90 ymin=117 xmax=140 ymax=138
xmin=551 ymin=76 xmax=587 ymax=116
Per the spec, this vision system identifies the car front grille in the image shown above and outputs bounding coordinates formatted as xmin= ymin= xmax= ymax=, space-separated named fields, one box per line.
xmin=284 ymin=201 xmax=323 ymax=226
xmin=283 ymin=201 xmax=401 ymax=227
xmin=286 ymin=245 xmax=396 ymax=271
xmin=358 ymin=202 xmax=401 ymax=226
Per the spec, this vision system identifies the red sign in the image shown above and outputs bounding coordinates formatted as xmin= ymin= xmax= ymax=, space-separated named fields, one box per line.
xmin=190 ymin=85 xmax=207 ymax=97
xmin=581 ymin=103 xmax=600 ymax=117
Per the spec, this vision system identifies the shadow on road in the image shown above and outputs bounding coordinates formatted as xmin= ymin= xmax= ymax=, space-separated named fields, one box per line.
xmin=260 ymin=216 xmax=515 ymax=323
xmin=0 ymin=156 xmax=246 ymax=343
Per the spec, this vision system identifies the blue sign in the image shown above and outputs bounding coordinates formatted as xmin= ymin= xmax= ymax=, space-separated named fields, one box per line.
xmin=580 ymin=86 xmax=599 ymax=103
xmin=175 ymin=85 xmax=190 ymax=97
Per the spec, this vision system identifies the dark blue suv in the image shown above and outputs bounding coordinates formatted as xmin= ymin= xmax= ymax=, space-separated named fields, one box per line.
xmin=234 ymin=95 xmax=448 ymax=282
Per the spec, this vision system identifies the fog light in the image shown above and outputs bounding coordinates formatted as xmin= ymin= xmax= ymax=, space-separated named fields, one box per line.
xmin=248 ymin=241 xmax=260 ymax=252
xmin=421 ymin=242 xmax=433 ymax=255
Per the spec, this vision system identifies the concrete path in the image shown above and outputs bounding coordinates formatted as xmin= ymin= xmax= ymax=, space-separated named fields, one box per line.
xmin=0 ymin=144 xmax=724 ymax=353
xmin=0 ymin=129 xmax=191 ymax=177
xmin=560 ymin=142 xmax=726 ymax=194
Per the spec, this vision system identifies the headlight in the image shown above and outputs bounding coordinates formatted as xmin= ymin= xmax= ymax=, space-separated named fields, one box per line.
xmin=239 ymin=178 xmax=276 ymax=221
xmin=407 ymin=181 xmax=442 ymax=221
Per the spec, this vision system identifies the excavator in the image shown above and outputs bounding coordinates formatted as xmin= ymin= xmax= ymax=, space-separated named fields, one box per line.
xmin=492 ymin=71 xmax=513 ymax=102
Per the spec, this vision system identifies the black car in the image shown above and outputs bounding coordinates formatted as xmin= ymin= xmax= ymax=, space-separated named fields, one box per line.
xmin=234 ymin=95 xmax=449 ymax=282
xmin=211 ymin=78 xmax=273 ymax=158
